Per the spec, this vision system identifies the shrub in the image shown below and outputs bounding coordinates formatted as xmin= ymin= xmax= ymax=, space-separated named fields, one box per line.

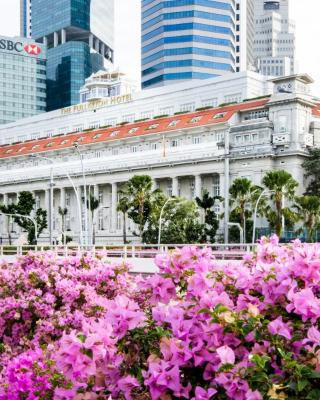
xmin=1 ymin=237 xmax=320 ymax=399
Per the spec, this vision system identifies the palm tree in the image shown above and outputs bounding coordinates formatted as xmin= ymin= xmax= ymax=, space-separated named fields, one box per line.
xmin=229 ymin=178 xmax=261 ymax=241
xmin=196 ymin=190 xmax=221 ymax=242
xmin=117 ymin=196 xmax=130 ymax=244
xmin=86 ymin=195 xmax=99 ymax=245
xmin=294 ymin=195 xmax=320 ymax=242
xmin=262 ymin=170 xmax=298 ymax=238
xmin=119 ymin=175 xmax=158 ymax=239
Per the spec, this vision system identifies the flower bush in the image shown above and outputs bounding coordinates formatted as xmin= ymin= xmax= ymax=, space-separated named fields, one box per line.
xmin=1 ymin=236 xmax=320 ymax=399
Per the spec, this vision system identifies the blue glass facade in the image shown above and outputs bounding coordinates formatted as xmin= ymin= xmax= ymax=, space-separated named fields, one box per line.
xmin=29 ymin=0 xmax=114 ymax=110
xmin=142 ymin=0 xmax=236 ymax=89
xmin=46 ymin=42 xmax=103 ymax=110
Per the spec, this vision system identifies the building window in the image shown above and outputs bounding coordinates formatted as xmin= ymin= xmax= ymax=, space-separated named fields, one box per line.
xmin=65 ymin=193 xmax=71 ymax=207
xmin=224 ymin=93 xmax=242 ymax=103
xmin=98 ymin=210 xmax=104 ymax=230
xmin=167 ymin=183 xmax=172 ymax=197
xmin=98 ymin=189 xmax=103 ymax=204
xmin=150 ymin=142 xmax=158 ymax=150
xmin=129 ymin=127 xmax=139 ymax=134
xmin=122 ymin=114 xmax=135 ymax=123
xmin=213 ymin=175 xmax=220 ymax=196
xmin=192 ymin=136 xmax=202 ymax=145
xmin=168 ymin=120 xmax=180 ymax=127
xmin=131 ymin=145 xmax=138 ymax=153
xmin=159 ymin=106 xmax=174 ymax=115
xmin=170 ymin=139 xmax=179 ymax=147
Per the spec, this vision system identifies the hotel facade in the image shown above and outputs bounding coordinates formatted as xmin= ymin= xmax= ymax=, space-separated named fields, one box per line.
xmin=0 ymin=72 xmax=319 ymax=244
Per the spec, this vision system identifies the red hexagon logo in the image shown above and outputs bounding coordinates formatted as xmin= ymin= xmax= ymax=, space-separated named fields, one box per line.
xmin=24 ymin=44 xmax=41 ymax=55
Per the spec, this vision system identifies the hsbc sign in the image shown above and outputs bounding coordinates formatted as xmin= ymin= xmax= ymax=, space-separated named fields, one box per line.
xmin=0 ymin=39 xmax=41 ymax=56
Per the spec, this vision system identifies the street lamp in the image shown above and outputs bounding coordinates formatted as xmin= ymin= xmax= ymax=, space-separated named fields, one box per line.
xmin=158 ymin=197 xmax=186 ymax=246
xmin=228 ymin=222 xmax=244 ymax=244
xmin=252 ymin=189 xmax=275 ymax=244
xmin=30 ymin=154 xmax=54 ymax=246
xmin=0 ymin=212 xmax=38 ymax=244
xmin=74 ymin=142 xmax=89 ymax=246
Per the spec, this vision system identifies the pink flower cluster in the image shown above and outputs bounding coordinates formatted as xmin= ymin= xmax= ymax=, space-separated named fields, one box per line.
xmin=1 ymin=236 xmax=320 ymax=399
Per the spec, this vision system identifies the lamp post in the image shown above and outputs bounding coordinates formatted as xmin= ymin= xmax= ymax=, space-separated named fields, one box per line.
xmin=158 ymin=197 xmax=186 ymax=246
xmin=228 ymin=222 xmax=244 ymax=244
xmin=252 ymin=189 xmax=275 ymax=244
xmin=74 ymin=142 xmax=89 ymax=246
xmin=31 ymin=155 xmax=54 ymax=246
xmin=0 ymin=212 xmax=38 ymax=244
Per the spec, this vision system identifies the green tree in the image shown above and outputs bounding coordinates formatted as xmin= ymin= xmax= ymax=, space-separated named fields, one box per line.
xmin=13 ymin=192 xmax=47 ymax=244
xmin=229 ymin=178 xmax=262 ymax=241
xmin=262 ymin=170 xmax=298 ymax=238
xmin=294 ymin=195 xmax=320 ymax=242
xmin=302 ymin=148 xmax=320 ymax=195
xmin=195 ymin=190 xmax=220 ymax=243
xmin=0 ymin=203 xmax=16 ymax=245
xmin=120 ymin=175 xmax=159 ymax=240
xmin=86 ymin=194 xmax=99 ymax=245
xmin=143 ymin=197 xmax=204 ymax=244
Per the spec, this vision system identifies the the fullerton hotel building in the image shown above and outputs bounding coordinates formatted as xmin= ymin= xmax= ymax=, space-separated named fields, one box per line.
xmin=0 ymin=71 xmax=319 ymax=244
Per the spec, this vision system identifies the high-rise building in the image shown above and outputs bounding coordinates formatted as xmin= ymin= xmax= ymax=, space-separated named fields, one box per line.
xmin=0 ymin=35 xmax=46 ymax=125
xmin=235 ymin=0 xmax=254 ymax=72
xmin=141 ymin=0 xmax=236 ymax=89
xmin=20 ymin=0 xmax=32 ymax=38
xmin=253 ymin=0 xmax=296 ymax=76
xmin=23 ymin=0 xmax=114 ymax=111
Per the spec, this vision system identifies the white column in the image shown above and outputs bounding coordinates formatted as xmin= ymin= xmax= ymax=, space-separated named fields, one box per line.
xmin=61 ymin=28 xmax=66 ymax=44
xmin=195 ymin=175 xmax=202 ymax=198
xmin=2 ymin=193 xmax=8 ymax=206
xmin=54 ymin=31 xmax=59 ymax=47
xmin=172 ymin=177 xmax=179 ymax=197
xmin=43 ymin=36 xmax=48 ymax=46
xmin=95 ymin=38 xmax=100 ymax=52
xmin=111 ymin=183 xmax=117 ymax=232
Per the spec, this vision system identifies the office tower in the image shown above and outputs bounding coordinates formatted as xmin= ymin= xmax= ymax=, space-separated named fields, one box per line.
xmin=253 ymin=0 xmax=296 ymax=76
xmin=20 ymin=0 xmax=32 ymax=38
xmin=235 ymin=0 xmax=255 ymax=72
xmin=25 ymin=0 xmax=114 ymax=110
xmin=0 ymin=35 xmax=46 ymax=125
xmin=141 ymin=0 xmax=236 ymax=89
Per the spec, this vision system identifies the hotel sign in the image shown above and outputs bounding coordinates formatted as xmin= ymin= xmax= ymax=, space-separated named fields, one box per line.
xmin=61 ymin=94 xmax=133 ymax=115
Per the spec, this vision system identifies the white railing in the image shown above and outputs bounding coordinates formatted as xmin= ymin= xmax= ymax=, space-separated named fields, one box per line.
xmin=0 ymin=243 xmax=257 ymax=260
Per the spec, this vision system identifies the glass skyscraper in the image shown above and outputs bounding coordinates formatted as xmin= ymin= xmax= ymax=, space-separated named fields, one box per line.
xmin=0 ymin=35 xmax=46 ymax=125
xmin=22 ymin=0 xmax=114 ymax=110
xmin=141 ymin=0 xmax=236 ymax=89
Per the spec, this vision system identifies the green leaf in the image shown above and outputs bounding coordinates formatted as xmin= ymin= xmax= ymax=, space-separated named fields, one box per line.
xmin=297 ymin=380 xmax=309 ymax=392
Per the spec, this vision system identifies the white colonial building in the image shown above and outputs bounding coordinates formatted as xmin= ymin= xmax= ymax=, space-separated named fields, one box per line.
xmin=0 ymin=72 xmax=319 ymax=244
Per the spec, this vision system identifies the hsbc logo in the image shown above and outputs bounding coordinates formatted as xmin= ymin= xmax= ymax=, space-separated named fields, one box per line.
xmin=0 ymin=39 xmax=41 ymax=56
xmin=24 ymin=44 xmax=41 ymax=55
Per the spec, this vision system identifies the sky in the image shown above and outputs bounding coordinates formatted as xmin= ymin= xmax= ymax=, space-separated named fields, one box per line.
xmin=0 ymin=0 xmax=320 ymax=92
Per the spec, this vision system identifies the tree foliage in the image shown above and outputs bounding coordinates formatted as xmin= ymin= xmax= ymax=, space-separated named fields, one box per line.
xmin=195 ymin=190 xmax=220 ymax=243
xmin=294 ymin=195 xmax=320 ymax=242
xmin=13 ymin=192 xmax=47 ymax=244
xmin=302 ymin=148 xmax=320 ymax=195
xmin=262 ymin=170 xmax=298 ymax=238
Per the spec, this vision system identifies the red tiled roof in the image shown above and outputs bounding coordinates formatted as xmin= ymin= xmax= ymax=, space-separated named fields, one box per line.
xmin=312 ymin=103 xmax=320 ymax=117
xmin=0 ymin=98 xmax=270 ymax=160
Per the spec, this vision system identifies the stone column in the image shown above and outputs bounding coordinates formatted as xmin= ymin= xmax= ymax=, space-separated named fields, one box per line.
xmin=93 ymin=185 xmax=99 ymax=202
xmin=172 ymin=176 xmax=179 ymax=197
xmin=43 ymin=36 xmax=48 ymax=46
xmin=195 ymin=175 xmax=202 ymax=198
xmin=111 ymin=183 xmax=117 ymax=232
xmin=2 ymin=193 xmax=8 ymax=206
